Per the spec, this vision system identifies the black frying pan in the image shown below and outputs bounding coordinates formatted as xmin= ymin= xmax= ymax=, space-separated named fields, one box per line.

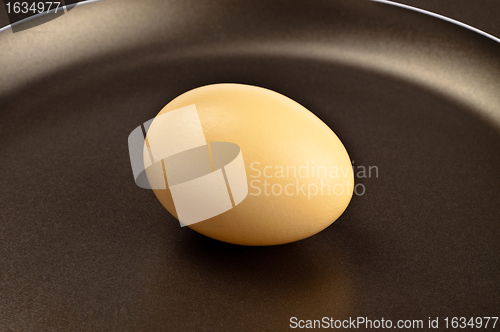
xmin=1 ymin=0 xmax=499 ymax=330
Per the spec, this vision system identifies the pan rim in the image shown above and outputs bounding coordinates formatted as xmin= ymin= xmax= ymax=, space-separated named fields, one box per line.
xmin=1 ymin=0 xmax=499 ymax=46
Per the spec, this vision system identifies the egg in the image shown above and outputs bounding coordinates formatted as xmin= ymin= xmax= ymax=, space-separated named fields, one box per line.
xmin=145 ymin=83 xmax=353 ymax=246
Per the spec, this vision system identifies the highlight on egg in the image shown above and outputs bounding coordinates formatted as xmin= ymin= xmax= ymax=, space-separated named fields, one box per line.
xmin=133 ymin=83 xmax=354 ymax=246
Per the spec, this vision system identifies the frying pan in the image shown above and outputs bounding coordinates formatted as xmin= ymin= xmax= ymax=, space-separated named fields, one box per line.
xmin=1 ymin=0 xmax=499 ymax=330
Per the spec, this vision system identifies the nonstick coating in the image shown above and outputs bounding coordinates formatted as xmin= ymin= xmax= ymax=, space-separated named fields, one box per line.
xmin=1 ymin=0 xmax=499 ymax=330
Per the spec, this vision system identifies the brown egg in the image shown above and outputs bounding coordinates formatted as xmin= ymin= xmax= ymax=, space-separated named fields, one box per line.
xmin=146 ymin=83 xmax=353 ymax=246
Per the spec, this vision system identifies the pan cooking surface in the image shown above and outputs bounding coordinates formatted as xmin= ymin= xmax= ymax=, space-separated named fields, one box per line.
xmin=1 ymin=0 xmax=499 ymax=330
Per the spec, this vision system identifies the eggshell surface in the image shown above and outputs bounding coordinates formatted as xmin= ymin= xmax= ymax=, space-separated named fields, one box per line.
xmin=147 ymin=83 xmax=353 ymax=246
